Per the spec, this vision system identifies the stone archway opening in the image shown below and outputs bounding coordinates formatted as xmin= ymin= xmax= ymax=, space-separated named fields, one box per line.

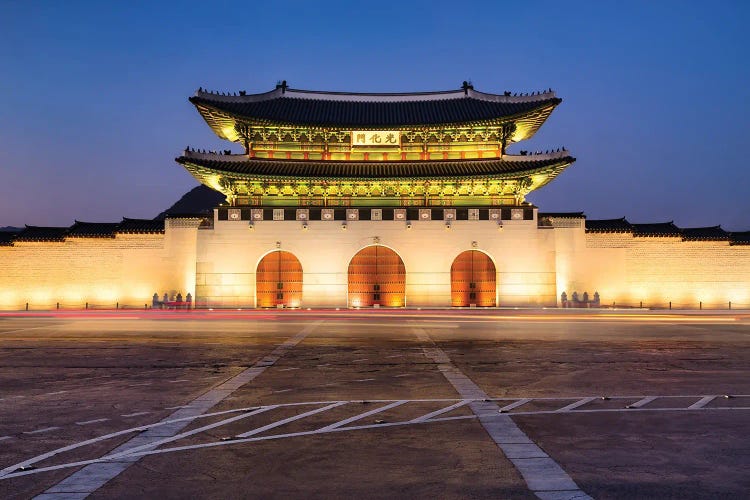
xmin=348 ymin=245 xmax=405 ymax=307
xmin=256 ymin=251 xmax=303 ymax=308
xmin=451 ymin=250 xmax=496 ymax=307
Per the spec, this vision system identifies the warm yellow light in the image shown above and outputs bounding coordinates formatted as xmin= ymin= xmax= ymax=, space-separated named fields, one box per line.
xmin=221 ymin=126 xmax=238 ymax=141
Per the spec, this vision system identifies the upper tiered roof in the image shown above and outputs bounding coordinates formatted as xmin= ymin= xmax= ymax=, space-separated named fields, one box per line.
xmin=190 ymin=82 xmax=561 ymax=141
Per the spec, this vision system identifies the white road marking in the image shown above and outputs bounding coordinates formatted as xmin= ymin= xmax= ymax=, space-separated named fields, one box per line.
xmin=499 ymin=398 xmax=531 ymax=412
xmin=352 ymin=358 xmax=368 ymax=362
xmin=0 ymin=436 xmax=12 ymax=442
xmin=278 ymin=367 xmax=300 ymax=371
xmin=410 ymin=399 xmax=471 ymax=423
xmin=4 ymin=398 xmax=750 ymax=481
xmin=75 ymin=418 xmax=109 ymax=426
xmin=1 ymin=405 xmax=301 ymax=478
xmin=386 ymin=354 xmax=405 ymax=358
xmin=413 ymin=326 xmax=591 ymax=499
xmin=235 ymin=401 xmax=347 ymax=438
xmin=164 ymin=405 xmax=192 ymax=410
xmin=272 ymin=389 xmax=293 ymax=393
xmin=316 ymin=363 xmax=331 ymax=367
xmin=0 ymin=325 xmax=54 ymax=336
xmin=34 ymin=321 xmax=324 ymax=499
xmin=628 ymin=396 xmax=658 ymax=408
xmin=42 ymin=391 xmax=67 ymax=396
xmin=104 ymin=406 xmax=278 ymax=460
xmin=688 ymin=395 xmax=716 ymax=409
xmin=121 ymin=412 xmax=150 ymax=418
xmin=354 ymin=378 xmax=376 ymax=382
xmin=25 ymin=427 xmax=60 ymax=435
xmin=394 ymin=374 xmax=412 ymax=378
xmin=556 ymin=396 xmax=597 ymax=412
xmin=318 ymin=400 xmax=406 ymax=431
xmin=169 ymin=379 xmax=189 ymax=383
xmin=127 ymin=382 xmax=151 ymax=387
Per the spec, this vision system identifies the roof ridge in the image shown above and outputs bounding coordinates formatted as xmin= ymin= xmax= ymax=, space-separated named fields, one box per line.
xmin=193 ymin=85 xmax=557 ymax=104
xmin=24 ymin=224 xmax=69 ymax=230
xmin=681 ymin=224 xmax=723 ymax=230
xmin=72 ymin=220 xmax=120 ymax=225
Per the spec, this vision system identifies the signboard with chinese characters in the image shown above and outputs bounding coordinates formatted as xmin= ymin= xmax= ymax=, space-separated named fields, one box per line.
xmin=351 ymin=130 xmax=401 ymax=147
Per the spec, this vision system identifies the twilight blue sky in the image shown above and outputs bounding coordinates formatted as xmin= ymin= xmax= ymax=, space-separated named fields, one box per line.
xmin=1 ymin=0 xmax=749 ymax=229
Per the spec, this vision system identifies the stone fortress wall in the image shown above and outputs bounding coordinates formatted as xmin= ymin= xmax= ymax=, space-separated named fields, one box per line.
xmin=563 ymin=232 xmax=750 ymax=309
xmin=0 ymin=220 xmax=200 ymax=309
xmin=1 ymin=213 xmax=748 ymax=310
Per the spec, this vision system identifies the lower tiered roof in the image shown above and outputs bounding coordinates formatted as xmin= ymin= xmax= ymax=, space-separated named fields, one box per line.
xmin=176 ymin=150 xmax=574 ymax=180
xmin=175 ymin=149 xmax=575 ymax=204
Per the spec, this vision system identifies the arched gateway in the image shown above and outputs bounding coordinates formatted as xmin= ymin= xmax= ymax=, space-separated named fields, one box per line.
xmin=348 ymin=246 xmax=406 ymax=307
xmin=451 ymin=250 xmax=496 ymax=307
xmin=256 ymin=251 xmax=303 ymax=308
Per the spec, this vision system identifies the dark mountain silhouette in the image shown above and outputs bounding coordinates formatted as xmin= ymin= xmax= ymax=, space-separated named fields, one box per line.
xmin=156 ymin=184 xmax=226 ymax=220
xmin=0 ymin=226 xmax=22 ymax=232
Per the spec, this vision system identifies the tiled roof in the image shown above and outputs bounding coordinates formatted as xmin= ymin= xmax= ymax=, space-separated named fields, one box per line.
xmin=68 ymin=220 xmax=119 ymax=238
xmin=585 ymin=217 xmax=633 ymax=233
xmin=15 ymin=225 xmax=69 ymax=242
xmin=730 ymin=231 xmax=750 ymax=245
xmin=116 ymin=218 xmax=165 ymax=234
xmin=5 ymin=219 xmax=165 ymax=243
xmin=0 ymin=232 xmax=16 ymax=246
xmin=681 ymin=226 xmax=729 ymax=241
xmin=176 ymin=153 xmax=575 ymax=180
xmin=587 ymin=219 xmax=749 ymax=240
xmin=190 ymin=86 xmax=561 ymax=127
xmin=631 ymin=222 xmax=681 ymax=237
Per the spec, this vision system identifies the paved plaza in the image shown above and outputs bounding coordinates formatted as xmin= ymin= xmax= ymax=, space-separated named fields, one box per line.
xmin=0 ymin=310 xmax=749 ymax=499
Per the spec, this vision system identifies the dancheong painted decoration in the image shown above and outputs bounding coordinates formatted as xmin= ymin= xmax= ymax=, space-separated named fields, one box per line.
xmin=177 ymin=81 xmax=575 ymax=209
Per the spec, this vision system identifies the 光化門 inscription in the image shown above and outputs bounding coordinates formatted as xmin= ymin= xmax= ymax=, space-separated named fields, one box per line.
xmin=351 ymin=131 xmax=401 ymax=147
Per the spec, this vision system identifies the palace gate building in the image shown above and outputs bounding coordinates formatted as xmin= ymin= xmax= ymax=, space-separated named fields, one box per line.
xmin=1 ymin=82 xmax=749 ymax=309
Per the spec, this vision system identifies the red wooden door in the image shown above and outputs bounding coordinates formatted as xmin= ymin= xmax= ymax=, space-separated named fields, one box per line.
xmin=451 ymin=250 xmax=496 ymax=307
xmin=256 ymin=251 xmax=303 ymax=308
xmin=348 ymin=246 xmax=405 ymax=307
